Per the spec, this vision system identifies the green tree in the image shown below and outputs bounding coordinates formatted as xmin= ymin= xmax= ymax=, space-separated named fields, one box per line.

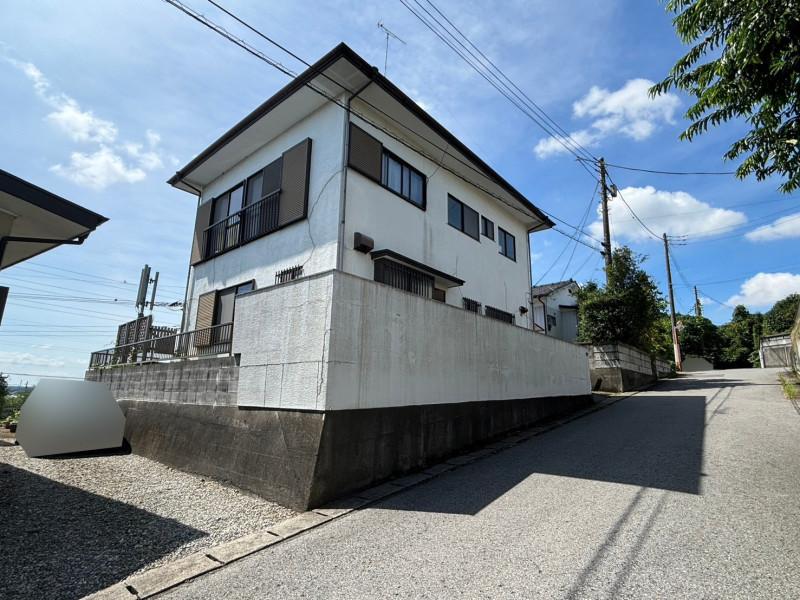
xmin=763 ymin=293 xmax=800 ymax=334
xmin=677 ymin=315 xmax=723 ymax=365
xmin=652 ymin=1 xmax=800 ymax=192
xmin=576 ymin=247 xmax=667 ymax=353
xmin=718 ymin=305 xmax=763 ymax=368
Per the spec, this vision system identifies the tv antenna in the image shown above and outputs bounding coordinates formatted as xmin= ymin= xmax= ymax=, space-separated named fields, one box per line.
xmin=377 ymin=20 xmax=406 ymax=75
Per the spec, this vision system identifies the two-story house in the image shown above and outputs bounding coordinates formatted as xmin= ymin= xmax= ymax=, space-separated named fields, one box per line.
xmin=90 ymin=43 xmax=591 ymax=510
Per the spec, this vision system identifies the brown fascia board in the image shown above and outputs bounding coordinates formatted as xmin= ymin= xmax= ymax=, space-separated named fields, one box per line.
xmin=168 ymin=43 xmax=554 ymax=230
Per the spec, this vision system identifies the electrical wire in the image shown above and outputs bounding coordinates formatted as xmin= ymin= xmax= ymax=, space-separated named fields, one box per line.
xmin=577 ymin=157 xmax=736 ymax=176
xmin=163 ymin=0 xmax=599 ymax=246
xmin=400 ymin=0 xmax=598 ymax=173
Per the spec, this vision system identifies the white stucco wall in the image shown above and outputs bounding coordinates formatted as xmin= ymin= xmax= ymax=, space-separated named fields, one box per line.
xmin=232 ymin=272 xmax=334 ymax=410
xmin=533 ymin=284 xmax=579 ymax=342
xmin=185 ymin=101 xmax=345 ymax=329
xmin=232 ymin=271 xmax=590 ymax=410
xmin=342 ymin=111 xmax=535 ymax=327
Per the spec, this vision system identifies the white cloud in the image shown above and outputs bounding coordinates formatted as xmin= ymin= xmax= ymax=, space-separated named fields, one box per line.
xmin=745 ymin=212 xmax=800 ymax=242
xmin=51 ymin=146 xmax=146 ymax=189
xmin=727 ymin=273 xmax=800 ymax=309
xmin=46 ymin=98 xmax=117 ymax=143
xmin=0 ymin=351 xmax=65 ymax=368
xmin=4 ymin=55 xmax=166 ymax=189
xmin=587 ymin=186 xmax=747 ymax=242
xmin=534 ymin=79 xmax=680 ymax=158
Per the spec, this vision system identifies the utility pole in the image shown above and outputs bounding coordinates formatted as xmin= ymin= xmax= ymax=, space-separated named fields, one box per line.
xmin=694 ymin=286 xmax=702 ymax=317
xmin=598 ymin=158 xmax=612 ymax=279
xmin=663 ymin=233 xmax=682 ymax=371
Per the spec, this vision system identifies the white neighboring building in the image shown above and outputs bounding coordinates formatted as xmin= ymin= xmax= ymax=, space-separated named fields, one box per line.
xmin=531 ymin=280 xmax=580 ymax=343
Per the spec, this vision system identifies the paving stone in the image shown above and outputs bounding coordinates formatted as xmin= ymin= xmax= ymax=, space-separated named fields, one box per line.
xmin=313 ymin=495 xmax=372 ymax=517
xmin=205 ymin=530 xmax=282 ymax=564
xmin=126 ymin=552 xmax=221 ymax=598
xmin=83 ymin=583 xmax=136 ymax=600
xmin=267 ymin=511 xmax=331 ymax=539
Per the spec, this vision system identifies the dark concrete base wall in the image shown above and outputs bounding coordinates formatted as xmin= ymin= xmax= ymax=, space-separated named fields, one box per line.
xmin=590 ymin=367 xmax=655 ymax=393
xmin=119 ymin=395 xmax=592 ymax=510
xmin=308 ymin=394 xmax=592 ymax=508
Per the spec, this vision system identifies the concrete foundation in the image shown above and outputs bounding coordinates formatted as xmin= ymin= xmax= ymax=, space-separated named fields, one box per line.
xmin=117 ymin=393 xmax=592 ymax=510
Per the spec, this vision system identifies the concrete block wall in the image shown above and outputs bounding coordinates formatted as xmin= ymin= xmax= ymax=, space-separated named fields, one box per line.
xmin=85 ymin=356 xmax=239 ymax=406
xmin=586 ymin=342 xmax=673 ymax=393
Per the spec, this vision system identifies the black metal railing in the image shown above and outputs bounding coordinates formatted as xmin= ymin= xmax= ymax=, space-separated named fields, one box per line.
xmin=204 ymin=191 xmax=280 ymax=259
xmin=275 ymin=265 xmax=304 ymax=284
xmin=484 ymin=305 xmax=515 ymax=324
xmin=374 ymin=259 xmax=434 ymax=299
xmin=462 ymin=297 xmax=482 ymax=313
xmin=89 ymin=322 xmax=233 ymax=368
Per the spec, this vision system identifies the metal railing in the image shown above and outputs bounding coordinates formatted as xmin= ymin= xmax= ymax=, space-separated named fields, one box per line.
xmin=204 ymin=191 xmax=280 ymax=259
xmin=89 ymin=322 xmax=233 ymax=368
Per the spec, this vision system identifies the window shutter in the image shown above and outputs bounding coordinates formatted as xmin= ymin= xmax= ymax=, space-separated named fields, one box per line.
xmin=348 ymin=123 xmax=382 ymax=182
xmin=262 ymin=157 xmax=283 ymax=196
xmin=190 ymin=200 xmax=213 ymax=265
xmin=278 ymin=138 xmax=312 ymax=227
xmin=195 ymin=291 xmax=216 ymax=346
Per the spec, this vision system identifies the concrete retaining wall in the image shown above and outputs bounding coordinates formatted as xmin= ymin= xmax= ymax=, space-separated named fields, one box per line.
xmin=86 ymin=356 xmax=239 ymax=406
xmin=586 ymin=343 xmax=671 ymax=393
xmin=117 ymin=393 xmax=591 ymax=510
xmin=234 ymin=270 xmax=591 ymax=410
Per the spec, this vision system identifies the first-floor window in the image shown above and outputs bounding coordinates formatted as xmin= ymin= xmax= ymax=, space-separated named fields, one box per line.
xmin=374 ymin=260 xmax=434 ymax=299
xmin=213 ymin=281 xmax=255 ymax=326
xmin=498 ymin=227 xmax=516 ymax=261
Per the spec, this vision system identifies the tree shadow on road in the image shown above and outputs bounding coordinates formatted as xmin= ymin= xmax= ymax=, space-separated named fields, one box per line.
xmin=0 ymin=464 xmax=205 ymax=599
xmin=376 ymin=392 xmax=707 ymax=515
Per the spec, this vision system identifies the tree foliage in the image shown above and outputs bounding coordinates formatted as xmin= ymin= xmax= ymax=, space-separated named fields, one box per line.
xmin=677 ymin=315 xmax=724 ymax=364
xmin=717 ymin=305 xmax=764 ymax=368
xmin=652 ymin=0 xmax=800 ymax=192
xmin=763 ymin=293 xmax=800 ymax=334
xmin=576 ymin=247 xmax=666 ymax=352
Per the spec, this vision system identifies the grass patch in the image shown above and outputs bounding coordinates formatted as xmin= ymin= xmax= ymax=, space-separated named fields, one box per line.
xmin=779 ymin=373 xmax=800 ymax=400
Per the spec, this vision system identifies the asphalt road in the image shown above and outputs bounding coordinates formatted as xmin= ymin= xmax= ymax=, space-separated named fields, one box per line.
xmin=164 ymin=368 xmax=800 ymax=599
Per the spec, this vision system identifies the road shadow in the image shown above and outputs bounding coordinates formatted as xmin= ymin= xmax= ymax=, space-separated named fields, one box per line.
xmin=0 ymin=464 xmax=205 ymax=599
xmin=376 ymin=392 xmax=706 ymax=515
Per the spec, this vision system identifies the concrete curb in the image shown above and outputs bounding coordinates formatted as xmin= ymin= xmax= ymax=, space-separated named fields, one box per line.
xmin=83 ymin=390 xmax=642 ymax=599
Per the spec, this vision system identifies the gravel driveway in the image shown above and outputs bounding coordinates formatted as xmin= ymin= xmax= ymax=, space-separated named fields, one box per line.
xmin=0 ymin=445 xmax=296 ymax=599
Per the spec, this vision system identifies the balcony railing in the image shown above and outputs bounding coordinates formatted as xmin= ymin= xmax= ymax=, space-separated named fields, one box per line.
xmin=204 ymin=191 xmax=281 ymax=259
xmin=89 ymin=322 xmax=233 ymax=368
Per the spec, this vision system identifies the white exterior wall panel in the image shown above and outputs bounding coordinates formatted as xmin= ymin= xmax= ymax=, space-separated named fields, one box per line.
xmin=185 ymin=102 xmax=345 ymax=328
xmin=342 ymin=113 xmax=534 ymax=326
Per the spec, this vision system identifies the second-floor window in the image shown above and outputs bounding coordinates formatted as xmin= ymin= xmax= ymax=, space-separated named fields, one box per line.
xmin=382 ymin=151 xmax=425 ymax=208
xmin=448 ymin=195 xmax=479 ymax=240
xmin=498 ymin=227 xmax=516 ymax=261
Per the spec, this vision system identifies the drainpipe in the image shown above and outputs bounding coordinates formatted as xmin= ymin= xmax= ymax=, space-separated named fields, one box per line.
xmin=537 ymin=296 xmax=548 ymax=336
xmin=336 ymin=76 xmax=374 ymax=271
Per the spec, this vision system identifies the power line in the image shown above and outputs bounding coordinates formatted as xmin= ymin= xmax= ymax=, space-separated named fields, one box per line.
xmin=577 ymin=157 xmax=736 ymax=176
xmin=560 ymin=183 xmax=599 ymax=280
xmin=604 ymin=169 xmax=662 ymax=241
xmin=399 ymin=0 xmax=597 ymax=170
xmin=165 ymin=0 xmax=601 ymax=247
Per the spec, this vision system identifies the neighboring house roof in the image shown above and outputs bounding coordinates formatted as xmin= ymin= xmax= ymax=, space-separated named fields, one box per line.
xmin=531 ymin=280 xmax=578 ymax=298
xmin=0 ymin=169 xmax=108 ymax=269
xmin=168 ymin=42 xmax=553 ymax=231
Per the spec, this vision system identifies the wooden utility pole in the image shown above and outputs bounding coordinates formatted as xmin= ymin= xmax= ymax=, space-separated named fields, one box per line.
xmin=663 ymin=233 xmax=682 ymax=371
xmin=694 ymin=286 xmax=702 ymax=317
xmin=599 ymin=158 xmax=612 ymax=279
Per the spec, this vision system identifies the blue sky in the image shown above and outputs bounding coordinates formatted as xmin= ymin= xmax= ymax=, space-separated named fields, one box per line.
xmin=1 ymin=0 xmax=798 ymax=383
